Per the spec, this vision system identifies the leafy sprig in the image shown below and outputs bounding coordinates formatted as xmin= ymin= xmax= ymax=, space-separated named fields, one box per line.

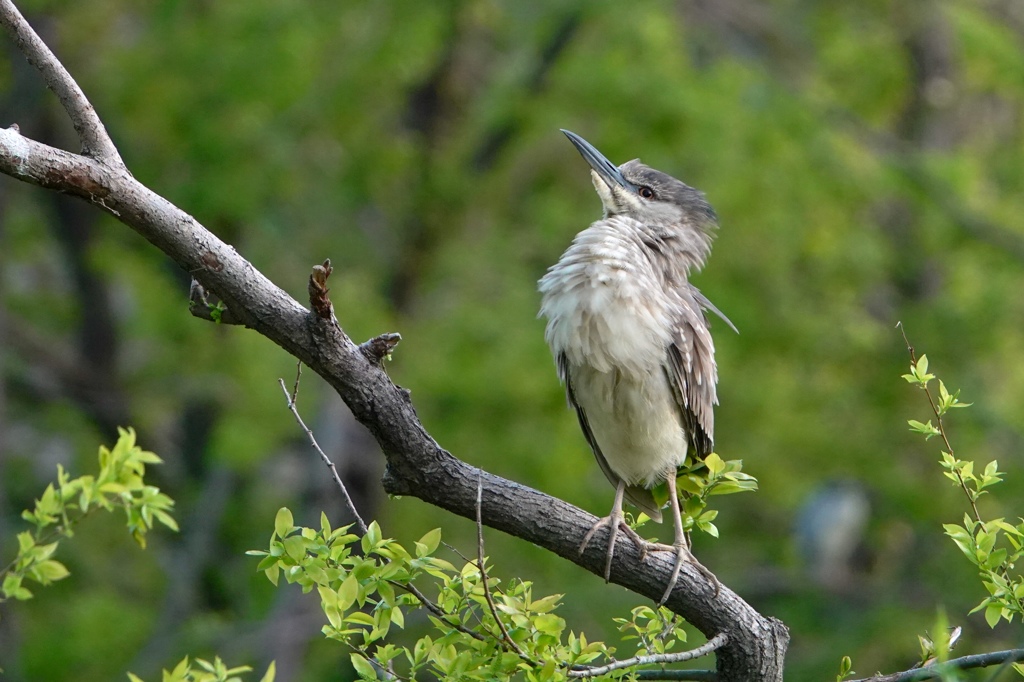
xmin=1 ymin=427 xmax=177 ymax=604
xmin=901 ymin=343 xmax=1024 ymax=627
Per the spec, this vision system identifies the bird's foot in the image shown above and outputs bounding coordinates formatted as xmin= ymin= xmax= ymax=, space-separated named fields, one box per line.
xmin=579 ymin=514 xmax=648 ymax=581
xmin=645 ymin=542 xmax=720 ymax=604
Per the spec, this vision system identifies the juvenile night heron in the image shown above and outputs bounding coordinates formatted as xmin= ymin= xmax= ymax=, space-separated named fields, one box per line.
xmin=539 ymin=130 xmax=735 ymax=598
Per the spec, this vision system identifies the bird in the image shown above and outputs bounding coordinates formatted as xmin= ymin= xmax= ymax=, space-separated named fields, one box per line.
xmin=538 ymin=129 xmax=735 ymax=601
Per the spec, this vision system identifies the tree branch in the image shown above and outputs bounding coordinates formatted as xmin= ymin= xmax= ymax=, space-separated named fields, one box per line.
xmin=0 ymin=0 xmax=122 ymax=164
xmin=568 ymin=633 xmax=727 ymax=678
xmin=0 ymin=4 xmax=788 ymax=680
xmin=849 ymin=647 xmax=1024 ymax=682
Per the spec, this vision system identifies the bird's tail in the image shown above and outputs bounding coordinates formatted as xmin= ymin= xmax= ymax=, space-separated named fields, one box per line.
xmin=624 ymin=483 xmax=663 ymax=523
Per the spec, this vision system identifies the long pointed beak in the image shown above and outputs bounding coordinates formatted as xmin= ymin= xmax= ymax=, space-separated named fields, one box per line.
xmin=561 ymin=129 xmax=636 ymax=192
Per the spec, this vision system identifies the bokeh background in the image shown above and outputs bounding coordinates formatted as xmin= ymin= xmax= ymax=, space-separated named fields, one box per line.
xmin=2 ymin=0 xmax=1023 ymax=679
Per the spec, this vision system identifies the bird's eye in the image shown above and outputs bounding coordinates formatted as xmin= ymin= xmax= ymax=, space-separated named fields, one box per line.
xmin=638 ymin=186 xmax=655 ymax=199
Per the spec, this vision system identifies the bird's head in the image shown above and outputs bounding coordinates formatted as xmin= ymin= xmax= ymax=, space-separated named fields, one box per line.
xmin=561 ymin=129 xmax=717 ymax=239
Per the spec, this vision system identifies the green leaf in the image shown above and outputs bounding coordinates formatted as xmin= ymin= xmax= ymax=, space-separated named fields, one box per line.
xmin=698 ymin=520 xmax=720 ymax=538
xmin=944 ymin=524 xmax=976 ymax=562
xmin=704 ymin=452 xmax=725 ymax=475
xmin=985 ymin=602 xmax=1005 ymax=628
xmin=153 ymin=510 xmax=179 ymax=532
xmin=345 ymin=612 xmax=375 ymax=626
xmin=415 ymin=528 xmax=442 ymax=558
xmin=16 ymin=531 xmax=35 ymax=554
xmin=529 ymin=593 xmax=563 ymax=614
xmin=535 ymin=612 xmax=565 ymax=635
xmin=265 ymin=564 xmax=280 ymax=587
xmin=362 ymin=521 xmax=382 ymax=554
xmin=984 ymin=548 xmax=1008 ymax=571
xmin=282 ymin=535 xmax=307 ymax=562
xmin=908 ymin=419 xmax=940 ymax=439
xmin=195 ymin=657 xmax=216 ymax=673
xmin=2 ymin=574 xmax=23 ymax=600
xmin=170 ymin=656 xmax=190 ymax=680
xmin=318 ymin=584 xmax=339 ymax=609
xmin=903 ymin=355 xmax=935 ymax=385
xmin=337 ymin=574 xmax=359 ymax=611
xmin=274 ymin=508 xmax=294 ymax=538
xmin=31 ymin=559 xmax=70 ymax=583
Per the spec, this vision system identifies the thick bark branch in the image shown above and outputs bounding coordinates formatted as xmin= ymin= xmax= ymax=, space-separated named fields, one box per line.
xmin=0 ymin=4 xmax=789 ymax=680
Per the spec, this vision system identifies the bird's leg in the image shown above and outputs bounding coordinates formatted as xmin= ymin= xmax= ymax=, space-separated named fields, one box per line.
xmin=651 ymin=470 xmax=720 ymax=604
xmin=579 ymin=480 xmax=648 ymax=581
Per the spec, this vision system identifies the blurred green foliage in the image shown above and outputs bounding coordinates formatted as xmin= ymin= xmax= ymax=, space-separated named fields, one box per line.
xmin=2 ymin=0 xmax=1023 ymax=679
xmin=2 ymin=428 xmax=175 ymax=604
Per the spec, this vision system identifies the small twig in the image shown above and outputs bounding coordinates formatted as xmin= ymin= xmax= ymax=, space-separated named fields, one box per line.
xmin=849 ymin=647 xmax=1024 ymax=682
xmin=898 ymin=323 xmax=1024 ymax=614
xmin=389 ymin=580 xmax=489 ymax=644
xmin=0 ymin=506 xmax=100 ymax=582
xmin=277 ymin=370 xmax=367 ymax=534
xmin=655 ymin=608 xmax=682 ymax=649
xmin=391 ymin=578 xmax=581 ymax=676
xmin=897 ymin=322 xmax=981 ymax=522
xmin=288 ymin=362 xmax=301 ymax=405
xmin=0 ymin=0 xmax=123 ymax=164
xmin=567 ymin=632 xmax=728 ymax=679
xmin=442 ymin=540 xmax=475 ymax=566
xmin=476 ymin=474 xmax=528 ymax=658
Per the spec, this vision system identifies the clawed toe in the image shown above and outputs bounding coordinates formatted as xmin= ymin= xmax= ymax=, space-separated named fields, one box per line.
xmin=653 ymin=469 xmax=720 ymax=603
xmin=652 ymin=543 xmax=720 ymax=604
xmin=579 ymin=482 xmax=650 ymax=581
xmin=579 ymin=479 xmax=720 ymax=598
xmin=578 ymin=515 xmax=611 ymax=555
xmin=579 ymin=514 xmax=647 ymax=581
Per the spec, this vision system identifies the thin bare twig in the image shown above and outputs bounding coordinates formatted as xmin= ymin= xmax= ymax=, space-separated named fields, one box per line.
xmin=0 ymin=0 xmax=123 ymax=164
xmin=442 ymin=540 xmax=475 ymax=566
xmin=567 ymin=632 xmax=728 ymax=679
xmin=388 ymin=580 xmax=489 ymax=644
xmin=475 ymin=474 xmax=528 ymax=658
xmin=288 ymin=362 xmax=301 ymax=405
xmin=277 ymin=370 xmax=367 ymax=534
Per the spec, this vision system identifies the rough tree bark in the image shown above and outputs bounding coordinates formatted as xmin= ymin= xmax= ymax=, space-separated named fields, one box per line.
xmin=0 ymin=2 xmax=790 ymax=680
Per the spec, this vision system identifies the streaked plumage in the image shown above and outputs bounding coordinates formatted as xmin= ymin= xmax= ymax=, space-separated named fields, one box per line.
xmin=539 ymin=130 xmax=733 ymax=594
